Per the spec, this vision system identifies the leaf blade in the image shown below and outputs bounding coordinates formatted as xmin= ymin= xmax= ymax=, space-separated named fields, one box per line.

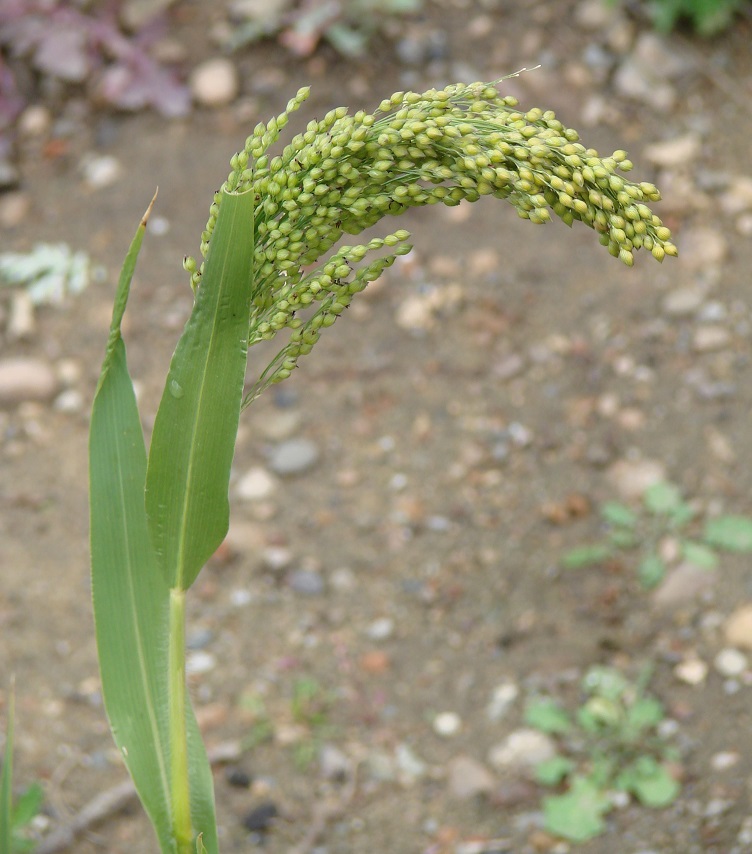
xmin=145 ymin=189 xmax=255 ymax=591
xmin=89 ymin=197 xmax=175 ymax=852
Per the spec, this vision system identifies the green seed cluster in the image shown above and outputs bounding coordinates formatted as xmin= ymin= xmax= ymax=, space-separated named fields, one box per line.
xmin=185 ymin=82 xmax=675 ymax=403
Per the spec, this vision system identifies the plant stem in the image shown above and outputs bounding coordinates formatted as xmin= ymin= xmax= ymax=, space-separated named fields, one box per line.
xmin=169 ymin=587 xmax=192 ymax=852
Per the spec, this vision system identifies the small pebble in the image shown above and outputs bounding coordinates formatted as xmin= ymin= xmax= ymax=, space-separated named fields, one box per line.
xmin=190 ymin=58 xmax=240 ymax=107
xmin=643 ymin=134 xmax=701 ymax=168
xmin=433 ymin=711 xmax=462 ymax=737
xmin=0 ymin=191 xmax=32 ymax=228
xmin=236 ymin=466 xmax=277 ymax=500
xmin=446 ymin=755 xmax=496 ymax=800
xmin=395 ymin=743 xmax=427 ymax=783
xmin=0 ymin=357 xmax=57 ymax=405
xmin=714 ymin=648 xmax=748 ymax=677
xmin=662 ymin=287 xmax=706 ymax=317
xmin=186 ymin=651 xmax=216 ymax=675
xmin=319 ymin=743 xmax=350 ymax=781
xmin=366 ymin=617 xmax=395 ymax=641
xmin=242 ymin=801 xmax=279 ymax=833
xmin=268 ymin=437 xmax=320 ymax=476
xmin=81 ymin=154 xmax=122 ymax=189
xmin=7 ymin=291 xmax=35 ymax=339
xmin=710 ymin=751 xmax=740 ymax=772
xmin=287 ymin=568 xmax=325 ymax=596
xmin=724 ymin=605 xmax=752 ymax=650
xmin=53 ymin=389 xmax=84 ymax=413
xmin=18 ymin=104 xmax=52 ymax=137
xmin=693 ymin=325 xmax=731 ymax=353
xmin=487 ymin=729 xmax=557 ymax=770
xmin=486 ymin=682 xmax=520 ymax=722
xmin=606 ymin=457 xmax=666 ymax=500
xmin=678 ymin=226 xmax=729 ymax=271
xmin=674 ymin=657 xmax=708 ymax=685
xmin=230 ymin=588 xmax=253 ymax=607
xmin=262 ymin=545 xmax=294 ymax=572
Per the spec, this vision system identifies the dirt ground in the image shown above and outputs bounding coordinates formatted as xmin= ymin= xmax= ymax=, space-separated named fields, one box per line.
xmin=3 ymin=1 xmax=752 ymax=852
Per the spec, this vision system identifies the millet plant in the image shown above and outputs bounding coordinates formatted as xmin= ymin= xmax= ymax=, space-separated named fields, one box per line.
xmin=86 ymin=80 xmax=676 ymax=852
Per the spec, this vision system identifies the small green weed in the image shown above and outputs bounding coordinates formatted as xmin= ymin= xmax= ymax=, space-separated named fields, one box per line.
xmin=526 ymin=665 xmax=680 ymax=843
xmin=606 ymin=0 xmax=747 ymax=35
xmin=238 ymin=680 xmax=336 ymax=769
xmin=226 ymin=0 xmax=423 ymax=57
xmin=8 ymin=783 xmax=44 ymax=853
xmin=561 ymin=481 xmax=752 ymax=588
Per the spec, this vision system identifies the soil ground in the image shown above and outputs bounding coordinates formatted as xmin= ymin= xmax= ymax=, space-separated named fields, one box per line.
xmin=2 ymin=2 xmax=752 ymax=853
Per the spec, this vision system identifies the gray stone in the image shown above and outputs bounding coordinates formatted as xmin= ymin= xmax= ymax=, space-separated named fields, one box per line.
xmin=287 ymin=568 xmax=325 ymax=596
xmin=268 ymin=437 xmax=320 ymax=476
xmin=652 ymin=562 xmax=716 ymax=609
xmin=487 ymin=728 xmax=557 ymax=771
xmin=606 ymin=458 xmax=666 ymax=500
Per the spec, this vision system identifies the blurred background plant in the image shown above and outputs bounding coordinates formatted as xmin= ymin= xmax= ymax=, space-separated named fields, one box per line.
xmin=611 ymin=0 xmax=751 ymax=35
xmin=223 ymin=0 xmax=422 ymax=57
xmin=0 ymin=0 xmax=188 ymax=158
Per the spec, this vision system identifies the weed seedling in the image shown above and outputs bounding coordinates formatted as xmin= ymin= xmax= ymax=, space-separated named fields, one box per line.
xmin=526 ymin=665 xmax=680 ymax=843
xmin=562 ymin=480 xmax=752 ymax=588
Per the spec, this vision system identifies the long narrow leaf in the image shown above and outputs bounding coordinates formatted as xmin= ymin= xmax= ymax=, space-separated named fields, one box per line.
xmin=90 ymin=195 xmax=175 ymax=852
xmin=0 ymin=681 xmax=14 ymax=853
xmin=145 ymin=189 xmax=255 ymax=591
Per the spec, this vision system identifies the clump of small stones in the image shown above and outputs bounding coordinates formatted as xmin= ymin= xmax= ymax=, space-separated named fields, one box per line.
xmin=184 ymin=82 xmax=676 ymax=400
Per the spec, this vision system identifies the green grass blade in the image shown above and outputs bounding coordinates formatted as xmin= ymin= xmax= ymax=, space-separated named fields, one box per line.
xmin=145 ymin=189 xmax=255 ymax=591
xmin=89 ymin=195 xmax=175 ymax=853
xmin=0 ymin=682 xmax=14 ymax=853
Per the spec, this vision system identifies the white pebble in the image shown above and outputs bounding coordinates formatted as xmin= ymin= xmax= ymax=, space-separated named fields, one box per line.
xmin=710 ymin=750 xmax=740 ymax=771
xmin=186 ymin=651 xmax=216 ymax=675
xmin=81 ymin=154 xmax=122 ymax=189
xmin=190 ymin=58 xmax=239 ymax=107
xmin=366 ymin=617 xmax=395 ymax=641
xmin=486 ymin=681 xmax=519 ymax=722
xmin=53 ymin=388 xmax=84 ymax=413
xmin=230 ymin=588 xmax=252 ymax=607
xmin=433 ymin=711 xmax=462 ymax=737
xmin=236 ymin=466 xmax=277 ymax=500
xmin=714 ymin=648 xmax=748 ymax=677
xmin=674 ymin=657 xmax=708 ymax=685
xmin=487 ymin=728 xmax=557 ymax=770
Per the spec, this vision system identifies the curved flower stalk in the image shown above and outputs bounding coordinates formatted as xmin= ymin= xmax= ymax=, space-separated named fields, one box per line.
xmin=185 ymin=80 xmax=676 ymax=404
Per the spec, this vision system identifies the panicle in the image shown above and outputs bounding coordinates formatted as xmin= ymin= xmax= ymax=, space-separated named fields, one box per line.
xmin=188 ymin=80 xmax=676 ymax=403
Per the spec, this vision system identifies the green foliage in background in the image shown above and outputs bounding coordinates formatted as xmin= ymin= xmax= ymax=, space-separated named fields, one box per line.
xmin=527 ymin=665 xmax=680 ymax=843
xmin=562 ymin=481 xmax=752 ymax=589
xmin=643 ymin=0 xmax=748 ymax=35
xmin=607 ymin=0 xmax=749 ymax=35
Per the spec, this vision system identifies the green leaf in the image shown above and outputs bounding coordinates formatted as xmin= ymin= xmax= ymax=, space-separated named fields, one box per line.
xmin=535 ymin=756 xmax=574 ymax=786
xmin=145 ymin=189 xmax=255 ymax=592
xmin=582 ymin=666 xmax=628 ymax=701
xmin=638 ymin=553 xmax=666 ymax=589
xmin=608 ymin=528 xmax=638 ymax=549
xmin=704 ymin=516 xmax=752 ymax=553
xmin=11 ymin=783 xmax=43 ymax=830
xmin=524 ymin=698 xmax=572 ymax=734
xmin=601 ymin=501 xmax=637 ymax=528
xmin=90 ymin=196 xmax=175 ymax=852
xmin=0 ymin=684 xmax=13 ymax=854
xmin=643 ymin=482 xmax=682 ymax=515
xmin=561 ymin=543 xmax=612 ymax=569
xmin=681 ymin=539 xmax=718 ymax=570
xmin=543 ymin=776 xmax=610 ymax=842
xmin=625 ymin=697 xmax=664 ymax=734
xmin=617 ymin=757 xmax=680 ymax=808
